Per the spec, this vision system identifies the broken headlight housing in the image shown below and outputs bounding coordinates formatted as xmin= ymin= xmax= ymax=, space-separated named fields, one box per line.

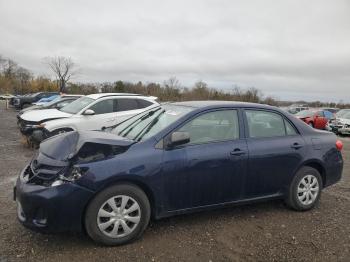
xmin=51 ymin=166 xmax=88 ymax=187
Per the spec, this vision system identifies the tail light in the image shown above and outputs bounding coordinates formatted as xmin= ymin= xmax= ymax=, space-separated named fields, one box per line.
xmin=336 ymin=140 xmax=343 ymax=151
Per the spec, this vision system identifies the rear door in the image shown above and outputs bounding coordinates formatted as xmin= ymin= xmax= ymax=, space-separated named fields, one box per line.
xmin=243 ymin=109 xmax=306 ymax=198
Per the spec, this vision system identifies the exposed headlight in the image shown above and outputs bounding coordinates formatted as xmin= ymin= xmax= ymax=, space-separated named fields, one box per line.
xmin=50 ymin=166 xmax=87 ymax=187
xmin=51 ymin=180 xmax=64 ymax=187
xmin=24 ymin=123 xmax=46 ymax=129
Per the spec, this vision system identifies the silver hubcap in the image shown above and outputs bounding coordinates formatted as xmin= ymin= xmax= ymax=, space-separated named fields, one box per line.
xmin=97 ymin=195 xmax=141 ymax=238
xmin=297 ymin=175 xmax=319 ymax=205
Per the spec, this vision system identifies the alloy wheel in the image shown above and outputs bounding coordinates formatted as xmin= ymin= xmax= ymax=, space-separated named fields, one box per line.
xmin=97 ymin=195 xmax=141 ymax=238
xmin=297 ymin=174 xmax=319 ymax=205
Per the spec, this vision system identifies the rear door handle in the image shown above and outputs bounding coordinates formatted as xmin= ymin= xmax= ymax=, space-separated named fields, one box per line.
xmin=230 ymin=148 xmax=246 ymax=156
xmin=291 ymin=143 xmax=303 ymax=149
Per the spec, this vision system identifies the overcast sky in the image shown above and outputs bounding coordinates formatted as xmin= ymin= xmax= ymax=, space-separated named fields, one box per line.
xmin=0 ymin=0 xmax=349 ymax=102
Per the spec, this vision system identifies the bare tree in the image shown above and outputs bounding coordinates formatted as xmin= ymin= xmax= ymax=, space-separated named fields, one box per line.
xmin=163 ymin=77 xmax=181 ymax=89
xmin=3 ymin=59 xmax=18 ymax=79
xmin=45 ymin=56 xmax=76 ymax=92
xmin=0 ymin=55 xmax=6 ymax=74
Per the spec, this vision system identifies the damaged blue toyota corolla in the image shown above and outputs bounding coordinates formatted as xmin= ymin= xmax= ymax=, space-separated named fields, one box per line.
xmin=14 ymin=101 xmax=343 ymax=245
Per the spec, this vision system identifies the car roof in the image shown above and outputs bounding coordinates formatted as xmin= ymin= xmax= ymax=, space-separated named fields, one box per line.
xmin=86 ymin=93 xmax=144 ymax=100
xmin=61 ymin=94 xmax=83 ymax=98
xmin=171 ymin=100 xmax=278 ymax=110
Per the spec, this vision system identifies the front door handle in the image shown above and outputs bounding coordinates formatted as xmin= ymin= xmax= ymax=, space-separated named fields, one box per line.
xmin=230 ymin=148 xmax=246 ymax=156
xmin=291 ymin=143 xmax=303 ymax=149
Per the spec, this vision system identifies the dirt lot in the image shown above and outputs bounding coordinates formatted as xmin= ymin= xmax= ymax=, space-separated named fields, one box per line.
xmin=0 ymin=101 xmax=349 ymax=262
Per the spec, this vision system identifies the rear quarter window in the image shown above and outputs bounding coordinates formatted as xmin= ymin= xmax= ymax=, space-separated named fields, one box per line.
xmin=137 ymin=99 xmax=153 ymax=109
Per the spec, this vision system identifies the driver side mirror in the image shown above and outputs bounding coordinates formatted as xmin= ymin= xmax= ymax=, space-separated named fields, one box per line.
xmin=83 ymin=109 xmax=95 ymax=115
xmin=167 ymin=131 xmax=190 ymax=148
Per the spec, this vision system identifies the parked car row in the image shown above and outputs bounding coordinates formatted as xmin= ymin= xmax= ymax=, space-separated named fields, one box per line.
xmin=280 ymin=107 xmax=350 ymax=135
xmin=12 ymin=98 xmax=343 ymax=246
xmin=17 ymin=93 xmax=159 ymax=147
xmin=294 ymin=109 xmax=334 ymax=129
xmin=10 ymin=92 xmax=60 ymax=109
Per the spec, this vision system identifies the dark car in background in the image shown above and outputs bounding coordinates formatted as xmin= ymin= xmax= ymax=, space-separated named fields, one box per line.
xmin=13 ymin=92 xmax=59 ymax=109
xmin=295 ymin=109 xmax=333 ymax=129
xmin=17 ymin=95 xmax=82 ymax=116
xmin=14 ymin=101 xmax=343 ymax=245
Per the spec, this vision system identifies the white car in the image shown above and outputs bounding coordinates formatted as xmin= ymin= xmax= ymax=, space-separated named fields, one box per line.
xmin=18 ymin=93 xmax=159 ymax=145
xmin=327 ymin=115 xmax=350 ymax=135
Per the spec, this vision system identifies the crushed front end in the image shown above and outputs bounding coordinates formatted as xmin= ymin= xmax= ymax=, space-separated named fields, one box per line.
xmin=14 ymin=130 xmax=133 ymax=233
xmin=14 ymin=152 xmax=94 ymax=233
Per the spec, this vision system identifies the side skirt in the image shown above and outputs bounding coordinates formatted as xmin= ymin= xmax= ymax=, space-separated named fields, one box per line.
xmin=155 ymin=192 xmax=284 ymax=219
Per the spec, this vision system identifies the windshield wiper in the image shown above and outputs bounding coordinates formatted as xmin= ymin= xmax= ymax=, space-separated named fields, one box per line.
xmin=118 ymin=107 xmax=162 ymax=137
xmin=133 ymin=109 xmax=165 ymax=142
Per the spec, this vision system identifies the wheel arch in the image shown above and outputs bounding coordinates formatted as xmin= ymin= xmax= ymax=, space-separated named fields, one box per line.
xmin=298 ymin=160 xmax=326 ymax=187
xmin=81 ymin=177 xmax=157 ymax=231
xmin=50 ymin=126 xmax=76 ymax=135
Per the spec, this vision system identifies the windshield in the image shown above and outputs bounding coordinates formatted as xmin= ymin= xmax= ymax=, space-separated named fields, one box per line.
xmin=111 ymin=104 xmax=193 ymax=141
xmin=340 ymin=111 xmax=350 ymax=119
xmin=337 ymin=110 xmax=350 ymax=118
xmin=43 ymin=96 xmax=63 ymax=107
xmin=59 ymin=97 xmax=94 ymax=114
xmin=295 ymin=110 xmax=314 ymax=118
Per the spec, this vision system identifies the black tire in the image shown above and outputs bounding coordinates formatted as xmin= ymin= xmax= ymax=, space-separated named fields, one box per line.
xmin=85 ymin=183 xmax=151 ymax=246
xmin=286 ymin=166 xmax=323 ymax=211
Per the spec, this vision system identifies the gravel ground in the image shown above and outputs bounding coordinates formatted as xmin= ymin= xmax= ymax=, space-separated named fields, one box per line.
xmin=0 ymin=101 xmax=349 ymax=262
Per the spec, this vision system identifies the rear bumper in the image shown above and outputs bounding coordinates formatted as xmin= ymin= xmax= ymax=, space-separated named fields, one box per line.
xmin=14 ymin=166 xmax=94 ymax=233
xmin=324 ymin=152 xmax=343 ymax=188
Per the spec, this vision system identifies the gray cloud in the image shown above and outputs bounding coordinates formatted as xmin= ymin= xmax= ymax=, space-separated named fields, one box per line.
xmin=0 ymin=0 xmax=349 ymax=101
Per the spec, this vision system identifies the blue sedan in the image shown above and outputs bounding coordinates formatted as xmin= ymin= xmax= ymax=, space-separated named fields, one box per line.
xmin=14 ymin=101 xmax=343 ymax=245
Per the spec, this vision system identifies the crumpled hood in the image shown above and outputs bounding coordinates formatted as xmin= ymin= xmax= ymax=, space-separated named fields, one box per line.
xmin=20 ymin=108 xmax=72 ymax=122
xmin=39 ymin=130 xmax=135 ymax=161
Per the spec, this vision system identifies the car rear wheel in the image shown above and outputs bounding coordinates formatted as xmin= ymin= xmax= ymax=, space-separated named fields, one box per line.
xmin=85 ymin=184 xmax=151 ymax=246
xmin=286 ymin=166 xmax=322 ymax=211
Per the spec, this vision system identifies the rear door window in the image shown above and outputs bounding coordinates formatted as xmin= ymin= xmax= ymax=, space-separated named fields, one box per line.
xmin=137 ymin=99 xmax=153 ymax=109
xmin=116 ymin=98 xmax=139 ymax=112
xmin=245 ymin=110 xmax=297 ymax=138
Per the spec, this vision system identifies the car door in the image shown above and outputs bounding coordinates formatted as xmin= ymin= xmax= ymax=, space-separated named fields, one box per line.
xmin=161 ymin=109 xmax=248 ymax=211
xmin=243 ymin=109 xmax=306 ymax=198
xmin=314 ymin=111 xmax=328 ymax=129
xmin=78 ymin=98 xmax=117 ymax=130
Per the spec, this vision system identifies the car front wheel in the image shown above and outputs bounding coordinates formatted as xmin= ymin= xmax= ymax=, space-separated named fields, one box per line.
xmin=286 ymin=166 xmax=322 ymax=211
xmin=85 ymin=184 xmax=151 ymax=246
